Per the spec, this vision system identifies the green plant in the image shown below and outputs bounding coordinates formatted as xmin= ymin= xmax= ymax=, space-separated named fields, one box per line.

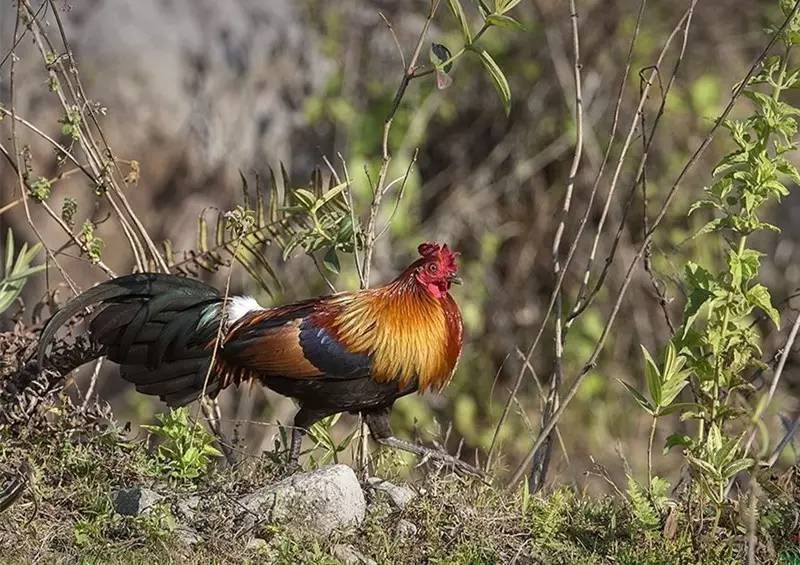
xmin=79 ymin=221 xmax=104 ymax=265
xmin=143 ymin=407 xmax=223 ymax=481
xmin=626 ymin=474 xmax=671 ymax=530
xmin=29 ymin=177 xmax=53 ymax=202
xmin=619 ymin=342 xmax=692 ymax=489
xmin=622 ymin=0 xmax=800 ymax=515
xmin=429 ymin=0 xmax=523 ymax=114
xmin=59 ymin=105 xmax=82 ymax=141
xmin=307 ymin=413 xmax=358 ymax=466
xmin=0 ymin=228 xmax=45 ymax=315
xmin=180 ymin=169 xmax=357 ymax=295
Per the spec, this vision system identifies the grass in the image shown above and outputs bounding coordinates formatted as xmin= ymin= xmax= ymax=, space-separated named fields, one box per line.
xmin=0 ymin=397 xmax=798 ymax=564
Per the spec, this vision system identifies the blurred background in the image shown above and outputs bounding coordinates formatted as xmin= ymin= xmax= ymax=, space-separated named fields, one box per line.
xmin=1 ymin=0 xmax=799 ymax=490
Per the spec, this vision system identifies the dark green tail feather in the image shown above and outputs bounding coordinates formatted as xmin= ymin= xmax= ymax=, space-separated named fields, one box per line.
xmin=38 ymin=273 xmax=224 ymax=406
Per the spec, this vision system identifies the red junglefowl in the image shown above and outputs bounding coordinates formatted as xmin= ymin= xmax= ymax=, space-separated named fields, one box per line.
xmin=37 ymin=242 xmax=476 ymax=473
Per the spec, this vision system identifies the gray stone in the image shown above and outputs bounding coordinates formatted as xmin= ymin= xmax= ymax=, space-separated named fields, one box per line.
xmin=331 ymin=544 xmax=377 ymax=565
xmin=176 ymin=526 xmax=201 ymax=546
xmin=245 ymin=537 xmax=269 ymax=552
xmin=175 ymin=495 xmax=201 ymax=521
xmin=112 ymin=487 xmax=163 ymax=516
xmin=237 ymin=464 xmax=365 ymax=535
xmin=366 ymin=477 xmax=417 ymax=510
xmin=396 ymin=518 xmax=418 ymax=538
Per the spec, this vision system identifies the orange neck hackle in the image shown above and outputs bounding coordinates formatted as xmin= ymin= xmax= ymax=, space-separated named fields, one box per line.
xmin=326 ymin=241 xmax=464 ymax=391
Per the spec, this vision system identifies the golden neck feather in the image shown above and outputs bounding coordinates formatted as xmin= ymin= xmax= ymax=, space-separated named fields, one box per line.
xmin=329 ymin=276 xmax=463 ymax=391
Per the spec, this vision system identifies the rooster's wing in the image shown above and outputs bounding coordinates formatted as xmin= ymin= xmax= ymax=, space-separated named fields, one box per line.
xmin=220 ymin=298 xmax=372 ymax=382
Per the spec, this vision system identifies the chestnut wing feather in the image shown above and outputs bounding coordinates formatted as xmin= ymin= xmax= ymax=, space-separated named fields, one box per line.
xmin=221 ymin=302 xmax=372 ymax=380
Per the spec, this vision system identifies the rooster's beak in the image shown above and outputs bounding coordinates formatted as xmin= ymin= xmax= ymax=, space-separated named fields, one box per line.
xmin=448 ymin=275 xmax=463 ymax=285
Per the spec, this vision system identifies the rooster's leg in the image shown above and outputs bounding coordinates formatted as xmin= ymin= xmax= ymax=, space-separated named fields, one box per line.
xmin=287 ymin=407 xmax=325 ymax=468
xmin=364 ymin=408 xmax=485 ymax=478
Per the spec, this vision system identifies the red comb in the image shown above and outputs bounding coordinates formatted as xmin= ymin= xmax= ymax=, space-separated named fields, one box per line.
xmin=418 ymin=242 xmax=458 ymax=268
xmin=418 ymin=242 xmax=442 ymax=257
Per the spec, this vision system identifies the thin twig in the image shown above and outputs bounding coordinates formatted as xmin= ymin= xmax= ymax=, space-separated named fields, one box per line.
xmin=0 ymin=142 xmax=115 ymax=277
xmin=0 ymin=198 xmax=22 ymax=216
xmin=79 ymin=358 xmax=104 ymax=412
xmin=44 ymin=0 xmax=165 ymax=271
xmin=0 ymin=107 xmax=96 ymax=181
xmin=379 ymin=12 xmax=407 ymax=70
xmin=567 ymin=12 xmax=694 ymax=326
xmin=375 ymin=150 xmax=419 ymax=241
xmin=504 ymin=0 xmax=649 ymax=413
xmin=567 ymin=6 xmax=693 ymax=323
xmin=766 ymin=411 xmax=800 ymax=467
xmin=742 ymin=310 xmax=800 ymax=457
xmin=361 ymin=0 xmax=441 ymax=286
xmin=528 ymin=0 xmax=583 ymax=492
xmin=195 ymin=233 xmax=246 ymax=466
xmin=7 ymin=5 xmax=79 ymax=297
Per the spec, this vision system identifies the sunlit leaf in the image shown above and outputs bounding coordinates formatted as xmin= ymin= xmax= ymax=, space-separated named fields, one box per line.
xmin=486 ymin=14 xmax=524 ymax=30
xmin=447 ymin=0 xmax=472 ymax=43
xmin=475 ymin=48 xmax=511 ymax=115
xmin=617 ymin=378 xmax=655 ymax=415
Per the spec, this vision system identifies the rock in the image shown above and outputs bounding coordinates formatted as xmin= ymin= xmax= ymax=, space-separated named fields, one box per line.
xmin=112 ymin=487 xmax=163 ymax=516
xmin=175 ymin=495 xmax=201 ymax=521
xmin=331 ymin=544 xmax=376 ymax=565
xmin=176 ymin=526 xmax=201 ymax=546
xmin=245 ymin=537 xmax=269 ymax=552
xmin=237 ymin=464 xmax=365 ymax=535
xmin=396 ymin=518 xmax=418 ymax=538
xmin=366 ymin=477 xmax=416 ymax=510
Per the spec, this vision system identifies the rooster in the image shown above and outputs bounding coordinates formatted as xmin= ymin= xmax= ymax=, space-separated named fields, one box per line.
xmin=37 ymin=242 xmax=475 ymax=472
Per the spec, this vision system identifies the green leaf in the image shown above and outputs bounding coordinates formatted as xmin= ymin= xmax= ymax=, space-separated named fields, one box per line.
xmin=626 ymin=475 xmax=661 ymax=529
xmin=728 ymin=249 xmax=743 ymax=288
xmin=430 ymin=42 xmax=453 ymax=73
xmin=640 ymin=345 xmax=662 ymax=406
xmin=747 ymin=284 xmax=780 ymax=328
xmin=656 ymin=402 xmax=698 ymax=417
xmin=0 ymin=229 xmax=45 ymax=315
xmin=660 ymin=375 xmax=690 ymax=407
xmin=650 ymin=476 xmax=671 ymax=505
xmin=721 ymin=458 xmax=753 ymax=479
xmin=323 ymin=247 xmax=340 ymax=274
xmin=497 ymin=0 xmax=523 ymax=14
xmin=617 ymin=378 xmax=655 ymax=415
xmin=475 ymin=48 xmax=511 ymax=115
xmin=663 ymin=433 xmax=692 ymax=454
xmin=662 ymin=342 xmax=678 ymax=377
xmin=686 ymin=454 xmax=721 ymax=481
xmin=692 ymin=218 xmax=724 ymax=238
xmin=471 ymin=0 xmax=492 ymax=18
xmin=738 ymin=249 xmax=762 ymax=282
xmin=687 ymin=199 xmax=724 ymax=215
xmin=486 ymin=14 xmax=525 ymax=30
xmin=447 ymin=0 xmax=472 ymax=43
xmin=292 ymin=188 xmax=317 ymax=210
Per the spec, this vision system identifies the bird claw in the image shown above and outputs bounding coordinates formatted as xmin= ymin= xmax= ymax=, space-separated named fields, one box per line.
xmin=378 ymin=436 xmax=487 ymax=479
xmin=426 ymin=448 xmax=486 ymax=479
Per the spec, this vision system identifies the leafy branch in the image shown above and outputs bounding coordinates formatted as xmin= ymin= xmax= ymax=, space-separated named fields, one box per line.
xmin=621 ymin=0 xmax=800 ymax=515
xmin=170 ymin=168 xmax=357 ymax=297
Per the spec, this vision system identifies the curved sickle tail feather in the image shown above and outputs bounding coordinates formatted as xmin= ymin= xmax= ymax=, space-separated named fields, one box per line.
xmin=37 ymin=273 xmax=226 ymax=406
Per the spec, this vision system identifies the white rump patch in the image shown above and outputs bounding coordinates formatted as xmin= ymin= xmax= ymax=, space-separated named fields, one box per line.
xmin=227 ymin=295 xmax=264 ymax=325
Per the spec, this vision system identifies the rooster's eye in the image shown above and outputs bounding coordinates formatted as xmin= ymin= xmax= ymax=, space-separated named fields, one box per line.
xmin=428 ymin=263 xmax=439 ymax=273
